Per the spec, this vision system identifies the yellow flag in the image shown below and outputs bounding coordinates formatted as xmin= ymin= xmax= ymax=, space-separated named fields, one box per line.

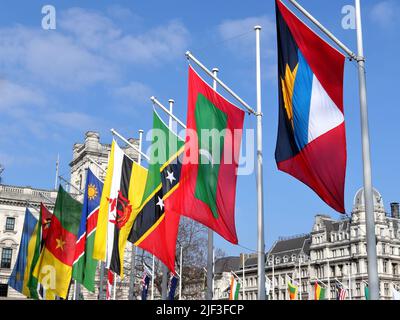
xmin=93 ymin=140 xmax=115 ymax=261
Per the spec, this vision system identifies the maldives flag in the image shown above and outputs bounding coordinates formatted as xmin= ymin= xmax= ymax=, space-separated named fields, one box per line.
xmin=275 ymin=0 xmax=346 ymax=213
xmin=169 ymin=66 xmax=244 ymax=244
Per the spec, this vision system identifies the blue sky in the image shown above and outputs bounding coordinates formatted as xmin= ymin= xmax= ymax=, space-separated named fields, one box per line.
xmin=0 ymin=0 xmax=399 ymax=257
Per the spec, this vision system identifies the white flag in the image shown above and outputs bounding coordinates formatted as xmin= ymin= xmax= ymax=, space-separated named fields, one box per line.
xmin=392 ymin=285 xmax=400 ymax=300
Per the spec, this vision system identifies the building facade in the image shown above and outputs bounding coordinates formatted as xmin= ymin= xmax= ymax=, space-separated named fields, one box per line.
xmin=215 ymin=188 xmax=400 ymax=300
xmin=0 ymin=184 xmax=57 ymax=298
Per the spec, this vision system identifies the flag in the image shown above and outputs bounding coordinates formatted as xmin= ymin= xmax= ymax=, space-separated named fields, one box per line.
xmin=27 ymin=203 xmax=53 ymax=299
xmin=141 ymin=273 xmax=150 ymax=300
xmin=168 ymin=66 xmax=245 ymax=244
xmin=364 ymin=285 xmax=369 ymax=300
xmin=229 ymin=275 xmax=240 ymax=300
xmin=168 ymin=275 xmax=178 ymax=300
xmin=275 ymin=0 xmax=346 ymax=213
xmin=266 ymin=277 xmax=272 ymax=296
xmin=336 ymin=283 xmax=346 ymax=300
xmin=8 ymin=208 xmax=38 ymax=297
xmin=288 ymin=281 xmax=298 ymax=300
xmin=128 ymin=111 xmax=183 ymax=272
xmin=393 ymin=285 xmax=400 ymax=300
xmin=72 ymin=169 xmax=103 ymax=292
xmin=32 ymin=185 xmax=82 ymax=299
xmin=106 ymin=269 xmax=114 ymax=300
xmin=314 ymin=281 xmax=326 ymax=300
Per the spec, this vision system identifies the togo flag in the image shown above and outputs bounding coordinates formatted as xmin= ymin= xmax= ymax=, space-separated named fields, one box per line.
xmin=8 ymin=208 xmax=38 ymax=297
xmin=72 ymin=168 xmax=103 ymax=292
xmin=168 ymin=66 xmax=245 ymax=244
xmin=275 ymin=0 xmax=346 ymax=213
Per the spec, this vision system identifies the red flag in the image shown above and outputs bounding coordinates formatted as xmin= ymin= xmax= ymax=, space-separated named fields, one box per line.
xmin=168 ymin=66 xmax=245 ymax=244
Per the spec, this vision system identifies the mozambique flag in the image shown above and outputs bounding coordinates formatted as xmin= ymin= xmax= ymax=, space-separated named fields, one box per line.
xmin=8 ymin=208 xmax=37 ymax=297
xmin=275 ymin=0 xmax=346 ymax=213
xmin=168 ymin=66 xmax=245 ymax=244
xmin=72 ymin=169 xmax=103 ymax=292
xmin=33 ymin=186 xmax=82 ymax=299
xmin=128 ymin=110 xmax=183 ymax=272
xmin=287 ymin=281 xmax=298 ymax=300
xmin=27 ymin=203 xmax=53 ymax=299
xmin=314 ymin=281 xmax=326 ymax=300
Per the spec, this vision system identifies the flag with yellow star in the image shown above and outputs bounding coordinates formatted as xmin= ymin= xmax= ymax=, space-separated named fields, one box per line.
xmin=33 ymin=185 xmax=82 ymax=299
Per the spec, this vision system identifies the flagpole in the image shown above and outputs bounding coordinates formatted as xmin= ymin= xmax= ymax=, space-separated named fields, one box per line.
xmin=161 ymin=100 xmax=175 ymax=300
xmin=298 ymin=258 xmax=301 ymax=300
xmin=54 ymin=153 xmax=59 ymax=190
xmin=327 ymin=259 xmax=330 ymax=300
xmin=286 ymin=0 xmax=379 ymax=300
xmin=254 ymin=25 xmax=266 ymax=301
xmin=113 ymin=273 xmax=117 ymax=300
xmin=151 ymin=255 xmax=155 ymax=300
xmin=354 ymin=0 xmax=379 ymax=300
xmin=272 ymin=255 xmax=275 ymax=300
xmin=348 ymin=262 xmax=352 ymax=300
xmin=110 ymin=128 xmax=150 ymax=162
xmin=179 ymin=245 xmax=183 ymax=300
xmin=242 ymin=254 xmax=245 ymax=300
xmin=206 ymin=67 xmax=218 ymax=300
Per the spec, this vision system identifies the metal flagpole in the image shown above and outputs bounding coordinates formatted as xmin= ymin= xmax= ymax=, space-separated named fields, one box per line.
xmin=327 ymin=259 xmax=330 ymax=300
xmin=298 ymin=258 xmax=301 ymax=300
xmin=110 ymin=128 xmax=150 ymax=162
xmin=206 ymin=67 xmax=218 ymax=300
xmin=286 ymin=0 xmax=379 ymax=300
xmin=161 ymin=100 xmax=176 ymax=300
xmin=99 ymin=262 xmax=105 ymax=300
xmin=348 ymin=262 xmax=352 ymax=300
xmin=254 ymin=25 xmax=266 ymax=300
xmin=354 ymin=0 xmax=379 ymax=300
xmin=113 ymin=273 xmax=117 ymax=300
xmin=55 ymin=153 xmax=59 ymax=190
xmin=179 ymin=246 xmax=183 ymax=300
xmin=242 ymin=254 xmax=246 ymax=300
xmin=272 ymin=255 xmax=275 ymax=300
xmin=151 ymin=255 xmax=155 ymax=300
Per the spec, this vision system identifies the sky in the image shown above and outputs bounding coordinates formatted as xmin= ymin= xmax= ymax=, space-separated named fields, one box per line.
xmin=0 ymin=0 xmax=399 ymax=257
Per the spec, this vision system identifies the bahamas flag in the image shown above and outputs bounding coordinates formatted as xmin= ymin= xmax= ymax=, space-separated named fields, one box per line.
xmin=275 ymin=0 xmax=346 ymax=213
xmin=8 ymin=208 xmax=38 ymax=297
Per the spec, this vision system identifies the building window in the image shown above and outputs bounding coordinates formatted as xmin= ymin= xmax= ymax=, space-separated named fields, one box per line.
xmin=291 ymin=254 xmax=297 ymax=262
xmin=384 ymin=283 xmax=389 ymax=296
xmin=393 ymin=264 xmax=398 ymax=275
xmin=283 ymin=256 xmax=288 ymax=263
xmin=383 ymin=260 xmax=388 ymax=273
xmin=5 ymin=217 xmax=15 ymax=231
xmin=0 ymin=284 xmax=8 ymax=297
xmin=330 ymin=266 xmax=335 ymax=277
xmin=1 ymin=248 xmax=12 ymax=269
xmin=356 ymin=283 xmax=361 ymax=296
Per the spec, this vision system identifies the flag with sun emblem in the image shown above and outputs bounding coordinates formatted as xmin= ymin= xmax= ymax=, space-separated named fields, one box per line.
xmin=72 ymin=168 xmax=103 ymax=292
xmin=128 ymin=110 xmax=183 ymax=273
xmin=275 ymin=0 xmax=346 ymax=213
xmin=32 ymin=185 xmax=82 ymax=299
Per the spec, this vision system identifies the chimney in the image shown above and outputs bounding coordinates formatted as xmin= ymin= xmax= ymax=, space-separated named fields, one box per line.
xmin=391 ymin=202 xmax=399 ymax=219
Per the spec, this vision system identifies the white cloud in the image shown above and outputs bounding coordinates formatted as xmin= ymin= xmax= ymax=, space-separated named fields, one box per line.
xmin=370 ymin=1 xmax=400 ymax=28
xmin=0 ymin=80 xmax=45 ymax=112
xmin=217 ymin=15 xmax=275 ymax=57
xmin=113 ymin=81 xmax=153 ymax=104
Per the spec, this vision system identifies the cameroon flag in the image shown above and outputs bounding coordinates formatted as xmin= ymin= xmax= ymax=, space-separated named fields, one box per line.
xmin=128 ymin=110 xmax=183 ymax=272
xmin=168 ymin=66 xmax=245 ymax=244
xmin=33 ymin=186 xmax=82 ymax=299
xmin=288 ymin=281 xmax=298 ymax=300
xmin=314 ymin=281 xmax=326 ymax=300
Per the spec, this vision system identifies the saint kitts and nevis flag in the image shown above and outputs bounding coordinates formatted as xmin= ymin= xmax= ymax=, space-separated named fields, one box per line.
xmin=33 ymin=185 xmax=82 ymax=299
xmin=168 ymin=66 xmax=245 ymax=244
xmin=128 ymin=110 xmax=183 ymax=273
xmin=72 ymin=168 xmax=103 ymax=292
xmin=93 ymin=140 xmax=147 ymax=277
xmin=8 ymin=208 xmax=37 ymax=297
xmin=275 ymin=0 xmax=347 ymax=213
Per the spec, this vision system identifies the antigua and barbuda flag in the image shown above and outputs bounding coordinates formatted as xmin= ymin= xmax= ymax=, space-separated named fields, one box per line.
xmin=275 ymin=0 xmax=346 ymax=213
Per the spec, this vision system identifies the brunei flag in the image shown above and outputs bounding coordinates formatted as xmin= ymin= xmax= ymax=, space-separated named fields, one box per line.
xmin=8 ymin=208 xmax=38 ymax=297
xmin=167 ymin=66 xmax=244 ymax=244
xmin=72 ymin=168 xmax=103 ymax=292
xmin=27 ymin=203 xmax=53 ymax=299
xmin=94 ymin=140 xmax=147 ymax=277
xmin=275 ymin=0 xmax=346 ymax=213
xmin=32 ymin=186 xmax=82 ymax=299
xmin=128 ymin=110 xmax=183 ymax=272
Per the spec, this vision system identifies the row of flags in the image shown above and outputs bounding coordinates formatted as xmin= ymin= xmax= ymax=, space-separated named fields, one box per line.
xmin=8 ymin=0 xmax=366 ymax=300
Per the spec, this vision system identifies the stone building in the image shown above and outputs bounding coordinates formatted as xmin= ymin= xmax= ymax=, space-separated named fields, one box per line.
xmin=214 ymin=188 xmax=400 ymax=300
xmin=0 ymin=185 xmax=57 ymax=298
